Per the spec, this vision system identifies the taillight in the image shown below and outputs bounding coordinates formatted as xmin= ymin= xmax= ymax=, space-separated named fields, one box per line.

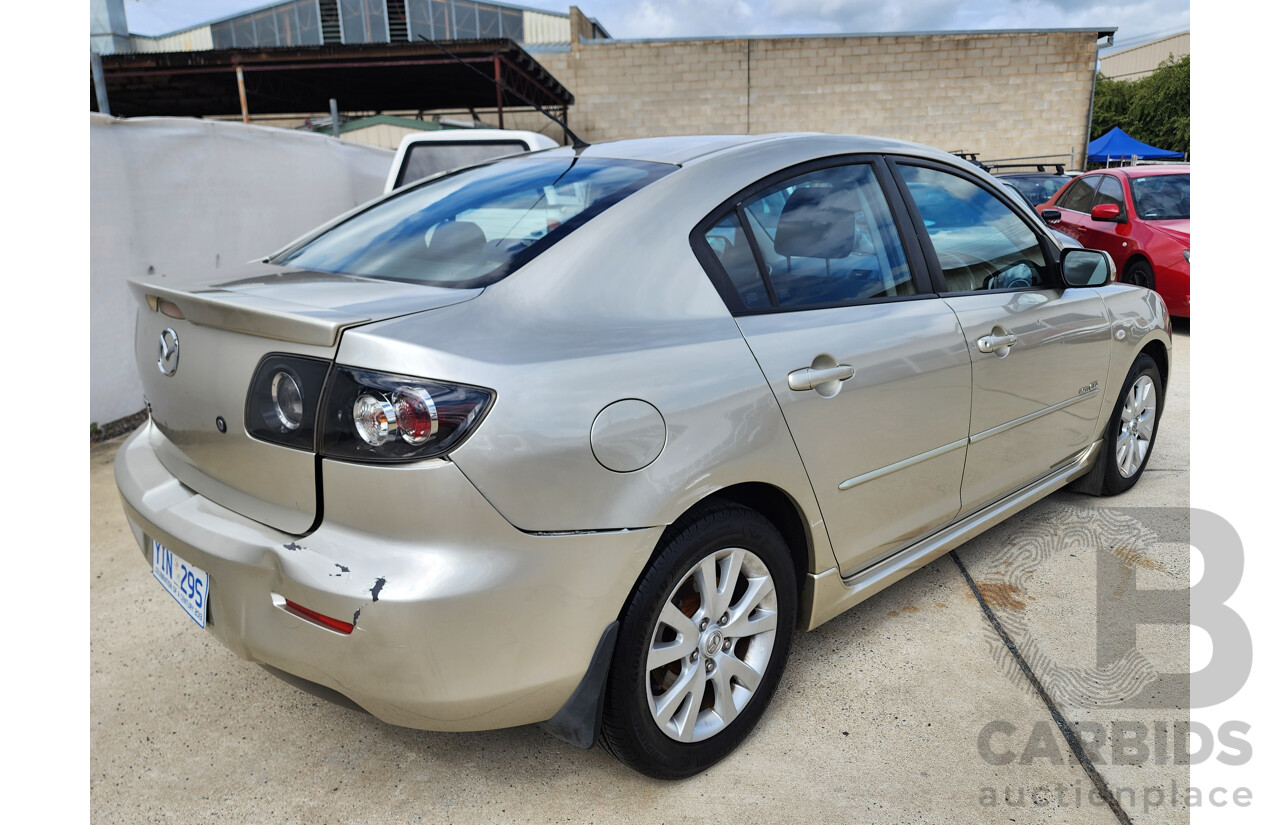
xmin=245 ymin=355 xmax=330 ymax=450
xmin=320 ymin=367 xmax=494 ymax=463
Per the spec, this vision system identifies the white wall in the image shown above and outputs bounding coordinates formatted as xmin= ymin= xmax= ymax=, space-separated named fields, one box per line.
xmin=90 ymin=114 xmax=393 ymax=426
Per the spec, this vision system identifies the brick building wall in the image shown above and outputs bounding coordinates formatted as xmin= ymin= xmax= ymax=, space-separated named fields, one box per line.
xmin=525 ymin=28 xmax=1103 ymax=166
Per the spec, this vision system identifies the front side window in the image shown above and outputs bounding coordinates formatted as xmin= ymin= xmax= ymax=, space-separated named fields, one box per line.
xmin=1095 ymin=175 xmax=1127 ymax=216
xmin=275 ymin=156 xmax=674 ymax=288
xmin=716 ymin=163 xmax=914 ymax=310
xmin=900 ymin=165 xmax=1048 ymax=293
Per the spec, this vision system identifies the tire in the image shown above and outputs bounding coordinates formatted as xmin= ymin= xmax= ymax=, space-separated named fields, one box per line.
xmin=1123 ymin=259 xmax=1154 ymax=290
xmin=601 ymin=502 xmax=797 ymax=779
xmin=1099 ymin=353 xmax=1163 ymax=495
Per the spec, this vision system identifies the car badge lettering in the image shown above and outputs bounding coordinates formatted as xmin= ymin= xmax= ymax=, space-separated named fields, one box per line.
xmin=157 ymin=328 xmax=180 ymax=376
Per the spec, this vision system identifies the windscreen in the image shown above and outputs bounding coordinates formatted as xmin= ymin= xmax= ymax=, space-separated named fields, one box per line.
xmin=276 ymin=156 xmax=674 ymax=288
xmin=1130 ymin=174 xmax=1190 ymax=220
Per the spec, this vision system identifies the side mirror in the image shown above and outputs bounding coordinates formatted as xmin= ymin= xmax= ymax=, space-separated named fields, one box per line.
xmin=1061 ymin=248 xmax=1115 ymax=288
xmin=1090 ymin=203 xmax=1123 ymax=222
xmin=1040 ymin=208 xmax=1061 ymax=223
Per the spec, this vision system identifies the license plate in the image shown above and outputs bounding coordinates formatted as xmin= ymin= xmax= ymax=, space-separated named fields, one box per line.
xmin=152 ymin=539 xmax=209 ymax=628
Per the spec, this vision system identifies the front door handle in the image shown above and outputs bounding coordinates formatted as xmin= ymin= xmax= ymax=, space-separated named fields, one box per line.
xmin=977 ymin=333 xmax=1019 ymax=354
xmin=787 ymin=364 xmax=855 ymax=391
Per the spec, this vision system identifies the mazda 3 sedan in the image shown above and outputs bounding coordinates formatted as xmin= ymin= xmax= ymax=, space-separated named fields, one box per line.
xmin=115 ymin=134 xmax=1170 ymax=778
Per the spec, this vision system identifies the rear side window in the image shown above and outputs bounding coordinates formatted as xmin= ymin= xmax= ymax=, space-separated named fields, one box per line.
xmin=275 ymin=156 xmax=674 ymax=288
xmin=396 ymin=140 xmax=531 ymax=188
xmin=702 ymin=163 xmax=914 ymax=311
xmin=1057 ymin=176 xmax=1101 ymax=213
xmin=704 ymin=213 xmax=772 ymax=309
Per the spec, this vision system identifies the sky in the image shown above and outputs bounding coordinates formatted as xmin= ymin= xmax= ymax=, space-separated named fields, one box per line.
xmin=122 ymin=0 xmax=1189 ymax=54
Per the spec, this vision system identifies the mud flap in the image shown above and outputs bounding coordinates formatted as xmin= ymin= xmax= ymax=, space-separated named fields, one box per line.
xmin=539 ymin=621 xmax=619 ymax=749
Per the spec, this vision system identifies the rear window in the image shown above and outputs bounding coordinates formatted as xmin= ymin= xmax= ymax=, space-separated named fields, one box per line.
xmin=275 ymin=156 xmax=674 ymax=288
xmin=1003 ymin=175 xmax=1072 ymax=206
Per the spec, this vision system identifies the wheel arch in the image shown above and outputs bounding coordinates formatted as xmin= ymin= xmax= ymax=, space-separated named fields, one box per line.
xmin=1123 ymin=253 xmax=1154 ymax=287
xmin=614 ymin=482 xmax=817 ymax=627
xmin=1140 ymin=338 xmax=1169 ymax=394
xmin=705 ymin=482 xmax=814 ymax=590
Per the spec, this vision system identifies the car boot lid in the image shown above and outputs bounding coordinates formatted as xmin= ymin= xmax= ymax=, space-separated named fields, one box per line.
xmin=129 ymin=263 xmax=483 ymax=347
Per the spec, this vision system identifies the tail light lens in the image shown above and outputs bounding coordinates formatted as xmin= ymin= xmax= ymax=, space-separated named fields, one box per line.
xmin=320 ymin=367 xmax=494 ymax=463
xmin=245 ymin=355 xmax=331 ymax=450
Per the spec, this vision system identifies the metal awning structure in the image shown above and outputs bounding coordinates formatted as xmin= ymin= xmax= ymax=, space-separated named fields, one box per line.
xmin=95 ymin=39 xmax=573 ymax=133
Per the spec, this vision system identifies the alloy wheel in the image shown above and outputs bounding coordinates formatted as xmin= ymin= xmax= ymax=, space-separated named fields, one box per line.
xmin=645 ymin=547 xmax=778 ymax=742
xmin=1116 ymin=374 xmax=1157 ymax=478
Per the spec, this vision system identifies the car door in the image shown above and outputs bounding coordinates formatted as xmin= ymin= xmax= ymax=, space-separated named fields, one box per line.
xmin=1075 ymin=173 xmax=1133 ymax=268
xmin=693 ymin=157 xmax=973 ymax=576
xmin=891 ymin=160 xmax=1113 ymax=514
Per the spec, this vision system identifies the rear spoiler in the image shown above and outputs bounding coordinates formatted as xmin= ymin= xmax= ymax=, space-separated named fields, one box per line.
xmin=129 ymin=280 xmax=367 ymax=347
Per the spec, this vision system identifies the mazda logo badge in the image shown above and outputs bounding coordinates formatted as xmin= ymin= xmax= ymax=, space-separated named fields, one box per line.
xmin=157 ymin=328 xmax=180 ymax=376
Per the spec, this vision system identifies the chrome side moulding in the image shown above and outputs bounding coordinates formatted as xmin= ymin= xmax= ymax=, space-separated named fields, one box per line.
xmin=968 ymin=387 xmax=1100 ymax=445
xmin=836 ymin=387 xmax=1099 ymax=493
xmin=801 ymin=438 xmax=1103 ymax=630
xmin=838 ymin=438 xmax=969 ymax=491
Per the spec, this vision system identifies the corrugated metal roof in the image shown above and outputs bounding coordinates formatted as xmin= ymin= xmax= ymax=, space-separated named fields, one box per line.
xmin=581 ymin=26 xmax=1117 ymax=45
xmin=133 ymin=0 xmax=574 ymax=39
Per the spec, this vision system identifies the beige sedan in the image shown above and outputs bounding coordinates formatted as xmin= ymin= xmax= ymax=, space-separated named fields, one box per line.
xmin=115 ymin=133 xmax=1169 ymax=778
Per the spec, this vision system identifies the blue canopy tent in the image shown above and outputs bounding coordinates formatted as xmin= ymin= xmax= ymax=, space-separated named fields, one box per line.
xmin=1087 ymin=127 xmax=1184 ymax=164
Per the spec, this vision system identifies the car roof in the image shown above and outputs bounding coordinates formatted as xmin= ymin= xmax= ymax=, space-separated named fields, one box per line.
xmin=1090 ymin=165 xmax=1190 ymax=179
xmin=533 ymin=133 xmax=957 ymax=166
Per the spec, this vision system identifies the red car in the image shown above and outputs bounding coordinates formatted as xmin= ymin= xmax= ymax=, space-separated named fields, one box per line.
xmin=1038 ymin=166 xmax=1190 ymax=317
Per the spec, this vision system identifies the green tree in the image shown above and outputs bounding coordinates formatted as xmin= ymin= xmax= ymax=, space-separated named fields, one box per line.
xmin=1091 ymin=56 xmax=1190 ymax=157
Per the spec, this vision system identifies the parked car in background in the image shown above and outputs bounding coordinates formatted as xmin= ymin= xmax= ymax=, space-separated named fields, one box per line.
xmin=1038 ymin=166 xmax=1190 ymax=317
xmin=385 ymin=128 xmax=559 ymax=192
xmin=116 ymin=134 xmax=1170 ymax=780
xmin=996 ymin=172 xmax=1075 ymax=206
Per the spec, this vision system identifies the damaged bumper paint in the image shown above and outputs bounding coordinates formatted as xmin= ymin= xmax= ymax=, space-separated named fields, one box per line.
xmin=114 ymin=422 xmax=661 ymax=731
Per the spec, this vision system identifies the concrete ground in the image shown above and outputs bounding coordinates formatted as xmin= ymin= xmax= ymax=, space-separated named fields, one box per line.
xmin=90 ymin=328 xmax=1189 ymax=824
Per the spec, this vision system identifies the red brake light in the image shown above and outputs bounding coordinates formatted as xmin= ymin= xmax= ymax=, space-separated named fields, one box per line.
xmin=393 ymin=388 xmax=439 ymax=446
xmin=321 ymin=367 xmax=494 ymax=463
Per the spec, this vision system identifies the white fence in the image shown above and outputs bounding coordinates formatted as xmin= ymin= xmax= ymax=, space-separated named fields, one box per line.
xmin=90 ymin=114 xmax=393 ymax=426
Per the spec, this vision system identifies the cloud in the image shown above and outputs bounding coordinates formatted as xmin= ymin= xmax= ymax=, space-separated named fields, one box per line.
xmin=608 ymin=0 xmax=764 ymax=38
xmin=121 ymin=0 xmax=1189 ymax=49
xmin=599 ymin=0 xmax=1188 ymax=46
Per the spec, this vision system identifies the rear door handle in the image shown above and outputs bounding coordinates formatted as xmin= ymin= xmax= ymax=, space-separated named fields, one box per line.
xmin=977 ymin=333 xmax=1019 ymax=353
xmin=787 ymin=364 xmax=855 ymax=391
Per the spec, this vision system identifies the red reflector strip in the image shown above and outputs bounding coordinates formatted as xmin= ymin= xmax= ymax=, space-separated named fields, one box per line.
xmin=284 ymin=599 xmax=354 ymax=635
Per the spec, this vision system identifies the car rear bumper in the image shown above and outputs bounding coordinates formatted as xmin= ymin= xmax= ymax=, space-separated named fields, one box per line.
xmin=114 ymin=422 xmax=660 ymax=731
